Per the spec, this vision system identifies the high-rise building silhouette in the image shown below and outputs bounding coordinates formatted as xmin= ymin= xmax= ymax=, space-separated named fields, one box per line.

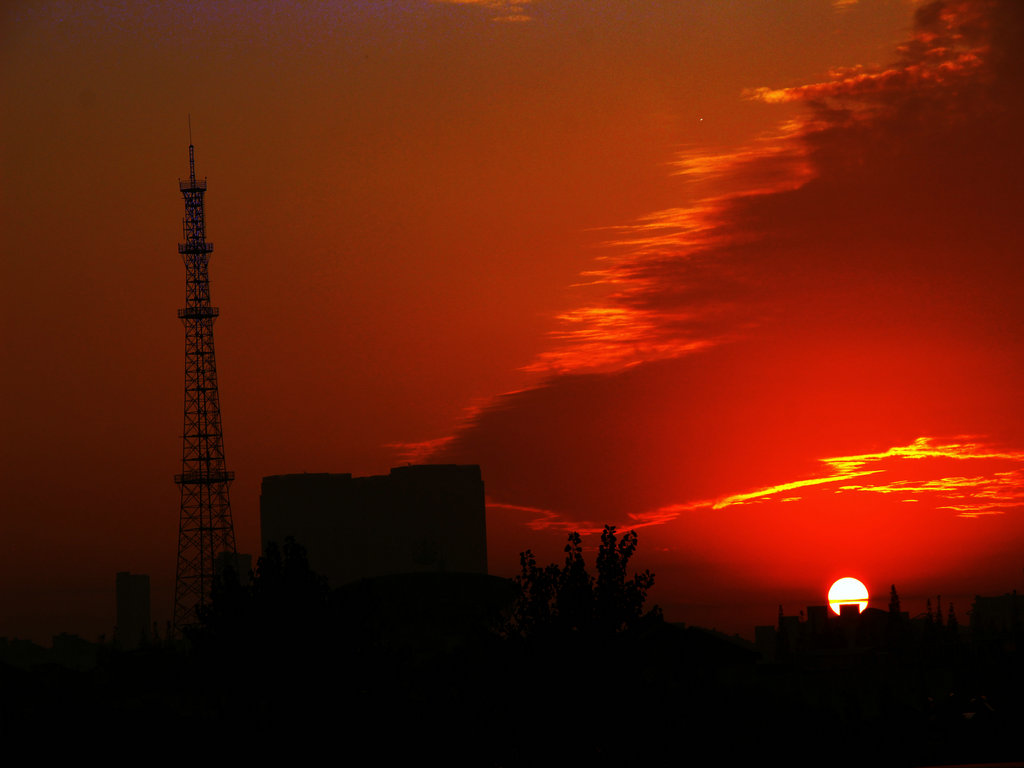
xmin=260 ymin=466 xmax=487 ymax=585
xmin=173 ymin=142 xmax=237 ymax=633
xmin=115 ymin=571 xmax=151 ymax=650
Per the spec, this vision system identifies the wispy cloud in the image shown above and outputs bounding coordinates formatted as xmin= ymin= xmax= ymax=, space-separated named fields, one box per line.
xmin=712 ymin=469 xmax=884 ymax=509
xmin=388 ymin=435 xmax=457 ymax=464
xmin=744 ymin=52 xmax=985 ymax=107
xmin=387 ymin=394 xmax=507 ymax=462
xmin=487 ymin=499 xmax=687 ymax=535
xmin=430 ymin=0 xmax=536 ymax=23
xmin=486 ymin=500 xmax=568 ymax=530
xmin=521 ymin=307 xmax=715 ymax=375
xmin=712 ymin=437 xmax=1024 ymax=519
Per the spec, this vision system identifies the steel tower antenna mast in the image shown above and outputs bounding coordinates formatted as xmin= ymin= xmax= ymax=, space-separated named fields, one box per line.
xmin=173 ymin=140 xmax=237 ymax=633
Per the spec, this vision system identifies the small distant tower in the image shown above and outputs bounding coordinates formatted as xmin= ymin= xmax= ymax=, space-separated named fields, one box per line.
xmin=888 ymin=584 xmax=901 ymax=614
xmin=172 ymin=140 xmax=237 ymax=633
xmin=116 ymin=572 xmax=151 ymax=650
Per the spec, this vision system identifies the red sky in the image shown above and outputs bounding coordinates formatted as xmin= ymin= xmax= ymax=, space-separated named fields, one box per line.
xmin=4 ymin=0 xmax=1024 ymax=642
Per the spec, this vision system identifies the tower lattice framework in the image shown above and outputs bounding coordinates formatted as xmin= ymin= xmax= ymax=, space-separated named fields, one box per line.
xmin=173 ymin=143 xmax=237 ymax=633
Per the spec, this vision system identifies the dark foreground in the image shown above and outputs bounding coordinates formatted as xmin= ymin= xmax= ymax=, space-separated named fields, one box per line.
xmin=3 ymin=573 xmax=1023 ymax=766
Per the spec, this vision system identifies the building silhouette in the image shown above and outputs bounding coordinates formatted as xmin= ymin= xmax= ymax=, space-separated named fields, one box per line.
xmin=971 ymin=590 xmax=1021 ymax=648
xmin=260 ymin=465 xmax=487 ymax=585
xmin=115 ymin=571 xmax=150 ymax=650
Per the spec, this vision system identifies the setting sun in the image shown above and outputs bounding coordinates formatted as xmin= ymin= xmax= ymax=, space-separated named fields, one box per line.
xmin=828 ymin=577 xmax=869 ymax=615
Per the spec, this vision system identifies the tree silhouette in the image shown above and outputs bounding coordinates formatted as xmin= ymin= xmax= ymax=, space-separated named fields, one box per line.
xmin=595 ymin=526 xmax=657 ymax=632
xmin=190 ymin=537 xmax=331 ymax=655
xmin=509 ymin=525 xmax=659 ymax=637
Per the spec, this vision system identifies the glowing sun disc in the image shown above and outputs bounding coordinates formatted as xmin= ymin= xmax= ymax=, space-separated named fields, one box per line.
xmin=828 ymin=577 xmax=869 ymax=615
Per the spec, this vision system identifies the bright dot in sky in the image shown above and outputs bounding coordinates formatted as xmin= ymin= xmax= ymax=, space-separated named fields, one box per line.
xmin=828 ymin=577 xmax=869 ymax=615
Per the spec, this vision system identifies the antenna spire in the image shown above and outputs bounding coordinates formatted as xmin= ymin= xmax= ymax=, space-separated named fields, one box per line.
xmin=187 ymin=114 xmax=196 ymax=183
xmin=173 ymin=136 xmax=236 ymax=634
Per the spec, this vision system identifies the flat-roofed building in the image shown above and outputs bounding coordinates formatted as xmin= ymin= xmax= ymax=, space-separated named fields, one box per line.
xmin=260 ymin=465 xmax=487 ymax=585
xmin=115 ymin=571 xmax=150 ymax=650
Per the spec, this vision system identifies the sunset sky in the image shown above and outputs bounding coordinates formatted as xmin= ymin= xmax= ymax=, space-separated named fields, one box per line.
xmin=4 ymin=0 xmax=1024 ymax=642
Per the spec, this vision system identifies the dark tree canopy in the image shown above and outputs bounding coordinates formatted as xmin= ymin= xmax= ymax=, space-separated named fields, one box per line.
xmin=509 ymin=525 xmax=660 ymax=638
xmin=190 ymin=537 xmax=332 ymax=655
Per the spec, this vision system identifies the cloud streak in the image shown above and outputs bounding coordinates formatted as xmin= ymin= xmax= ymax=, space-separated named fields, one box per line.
xmin=429 ymin=0 xmax=536 ymax=23
xmin=712 ymin=437 xmax=1024 ymax=519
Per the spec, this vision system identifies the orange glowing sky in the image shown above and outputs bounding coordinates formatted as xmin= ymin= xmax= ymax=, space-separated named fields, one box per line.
xmin=4 ymin=0 xmax=1024 ymax=641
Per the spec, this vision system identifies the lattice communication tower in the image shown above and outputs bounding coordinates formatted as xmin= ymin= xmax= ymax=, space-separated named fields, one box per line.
xmin=173 ymin=143 xmax=237 ymax=633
